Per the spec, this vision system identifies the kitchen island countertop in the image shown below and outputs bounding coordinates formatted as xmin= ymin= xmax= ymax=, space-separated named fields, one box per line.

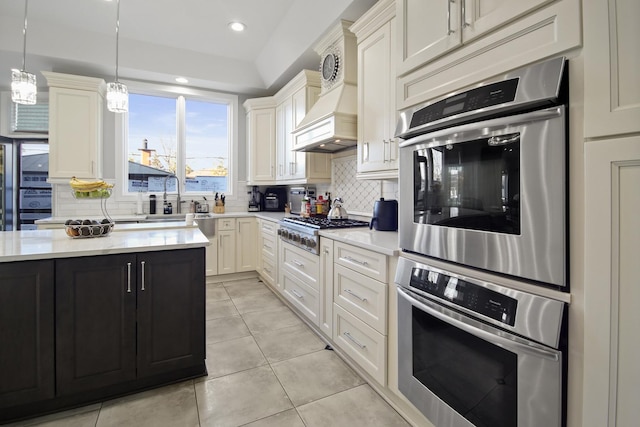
xmin=0 ymin=227 xmax=209 ymax=263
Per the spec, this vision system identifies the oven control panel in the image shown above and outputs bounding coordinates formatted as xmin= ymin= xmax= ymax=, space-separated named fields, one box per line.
xmin=409 ymin=267 xmax=518 ymax=326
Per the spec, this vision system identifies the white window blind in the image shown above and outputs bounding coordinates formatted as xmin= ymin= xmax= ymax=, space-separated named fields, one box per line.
xmin=12 ymin=102 xmax=48 ymax=133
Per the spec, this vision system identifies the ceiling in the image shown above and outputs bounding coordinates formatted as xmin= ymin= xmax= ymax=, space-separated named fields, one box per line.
xmin=0 ymin=0 xmax=377 ymax=96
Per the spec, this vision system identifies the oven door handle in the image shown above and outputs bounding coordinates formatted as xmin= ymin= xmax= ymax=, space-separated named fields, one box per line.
xmin=397 ymin=287 xmax=560 ymax=361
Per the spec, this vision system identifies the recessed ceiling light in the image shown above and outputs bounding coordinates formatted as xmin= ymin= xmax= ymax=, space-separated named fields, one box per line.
xmin=175 ymin=77 xmax=189 ymax=84
xmin=228 ymin=22 xmax=246 ymax=32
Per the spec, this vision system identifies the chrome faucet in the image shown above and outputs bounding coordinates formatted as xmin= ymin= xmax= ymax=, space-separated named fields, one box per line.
xmin=163 ymin=175 xmax=181 ymax=214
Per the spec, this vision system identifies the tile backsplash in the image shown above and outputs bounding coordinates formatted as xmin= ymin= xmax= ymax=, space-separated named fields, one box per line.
xmin=51 ymin=154 xmax=397 ymax=218
xmin=328 ymin=154 xmax=398 ymax=217
xmin=331 ymin=155 xmax=380 ymax=216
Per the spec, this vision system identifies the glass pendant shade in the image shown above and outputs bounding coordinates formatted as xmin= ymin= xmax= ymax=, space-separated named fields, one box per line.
xmin=107 ymin=0 xmax=128 ymax=113
xmin=11 ymin=69 xmax=37 ymax=105
xmin=12 ymin=0 xmax=36 ymax=105
xmin=107 ymin=81 xmax=128 ymax=113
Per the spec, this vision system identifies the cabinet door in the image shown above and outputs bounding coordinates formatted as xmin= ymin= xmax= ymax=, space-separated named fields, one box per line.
xmin=357 ymin=19 xmax=398 ymax=177
xmin=236 ymin=217 xmax=257 ymax=272
xmin=275 ymin=103 xmax=287 ymax=180
xmin=247 ymin=108 xmax=277 ymax=182
xmin=56 ymin=254 xmax=137 ymax=395
xmin=0 ymin=260 xmax=54 ymax=408
xmin=584 ymin=0 xmax=640 ymax=137
xmin=218 ymin=230 xmax=236 ymax=274
xmin=137 ymin=249 xmax=205 ymax=378
xmin=461 ymin=0 xmax=553 ymax=44
xmin=319 ymin=239 xmax=334 ymax=337
xmin=205 ymin=235 xmax=218 ymax=276
xmin=48 ymin=87 xmax=102 ymax=179
xmin=397 ymin=0 xmax=461 ymax=76
xmin=278 ymin=98 xmax=295 ymax=180
xmin=583 ymin=137 xmax=640 ymax=426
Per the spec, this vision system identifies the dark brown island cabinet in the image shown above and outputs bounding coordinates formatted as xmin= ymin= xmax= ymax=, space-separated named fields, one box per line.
xmin=0 ymin=248 xmax=206 ymax=423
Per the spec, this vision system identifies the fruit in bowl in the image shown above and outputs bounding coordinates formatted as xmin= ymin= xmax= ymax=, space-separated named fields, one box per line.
xmin=64 ymin=218 xmax=114 ymax=238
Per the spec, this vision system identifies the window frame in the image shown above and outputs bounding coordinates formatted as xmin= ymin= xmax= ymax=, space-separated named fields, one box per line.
xmin=114 ymin=80 xmax=238 ymax=203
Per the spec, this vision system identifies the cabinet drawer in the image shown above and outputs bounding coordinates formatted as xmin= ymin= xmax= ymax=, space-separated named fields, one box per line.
xmin=283 ymin=272 xmax=319 ymax=326
xmin=261 ymin=257 xmax=276 ymax=287
xmin=334 ymin=241 xmax=387 ymax=283
xmin=261 ymin=220 xmax=278 ymax=236
xmin=282 ymin=243 xmax=319 ymax=291
xmin=261 ymin=234 xmax=277 ymax=259
xmin=334 ymin=264 xmax=387 ymax=335
xmin=333 ymin=304 xmax=387 ymax=386
xmin=217 ymin=218 xmax=236 ymax=231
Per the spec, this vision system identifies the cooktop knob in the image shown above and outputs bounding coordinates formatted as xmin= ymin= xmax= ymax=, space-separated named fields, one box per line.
xmin=307 ymin=239 xmax=317 ymax=248
xmin=300 ymin=237 xmax=307 ymax=245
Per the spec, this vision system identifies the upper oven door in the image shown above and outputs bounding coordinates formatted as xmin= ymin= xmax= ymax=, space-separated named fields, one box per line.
xmin=399 ymin=106 xmax=567 ymax=287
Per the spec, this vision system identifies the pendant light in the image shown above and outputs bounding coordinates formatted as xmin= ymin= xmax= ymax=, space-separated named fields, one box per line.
xmin=11 ymin=0 xmax=37 ymax=105
xmin=106 ymin=0 xmax=128 ymax=113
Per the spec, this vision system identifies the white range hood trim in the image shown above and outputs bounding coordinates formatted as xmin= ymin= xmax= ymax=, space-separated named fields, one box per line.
xmin=292 ymin=82 xmax=358 ymax=152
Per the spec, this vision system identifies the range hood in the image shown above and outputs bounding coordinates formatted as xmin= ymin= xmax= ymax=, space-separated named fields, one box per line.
xmin=293 ymin=21 xmax=358 ymax=153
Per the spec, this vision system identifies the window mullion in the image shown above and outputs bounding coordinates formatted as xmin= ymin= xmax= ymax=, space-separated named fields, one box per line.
xmin=176 ymin=96 xmax=186 ymax=192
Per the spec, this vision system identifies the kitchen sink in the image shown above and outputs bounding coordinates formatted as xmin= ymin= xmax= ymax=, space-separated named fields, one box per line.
xmin=194 ymin=214 xmax=215 ymax=237
xmin=142 ymin=215 xmax=186 ymax=223
xmin=138 ymin=213 xmax=215 ymax=237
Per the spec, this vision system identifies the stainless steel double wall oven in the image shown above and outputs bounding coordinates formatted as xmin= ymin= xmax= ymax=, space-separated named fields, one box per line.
xmin=394 ymin=57 xmax=569 ymax=427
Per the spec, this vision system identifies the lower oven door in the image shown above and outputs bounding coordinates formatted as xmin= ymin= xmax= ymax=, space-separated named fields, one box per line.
xmin=397 ymin=287 xmax=562 ymax=427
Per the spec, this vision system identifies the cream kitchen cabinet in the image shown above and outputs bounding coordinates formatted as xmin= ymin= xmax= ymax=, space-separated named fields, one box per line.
xmin=279 ymin=242 xmax=321 ymax=326
xmin=583 ymin=136 xmax=640 ymax=427
xmin=583 ymin=0 xmax=640 ymax=138
xmin=244 ymin=98 xmax=277 ymax=184
xmin=396 ymin=0 xmax=580 ymax=109
xmin=42 ymin=72 xmax=105 ymax=181
xmin=319 ymin=238 xmax=334 ymax=338
xmin=236 ymin=217 xmax=258 ymax=273
xmin=216 ymin=217 xmax=257 ymax=275
xmin=332 ymin=241 xmax=389 ymax=386
xmin=257 ymin=219 xmax=279 ymax=290
xmin=351 ymin=0 xmax=398 ymax=179
xmin=217 ymin=229 xmax=236 ymax=275
xmin=205 ymin=236 xmax=218 ymax=276
xmin=397 ymin=0 xmax=555 ymax=77
xmin=245 ymin=71 xmax=330 ymax=186
xmin=274 ymin=71 xmax=330 ymax=184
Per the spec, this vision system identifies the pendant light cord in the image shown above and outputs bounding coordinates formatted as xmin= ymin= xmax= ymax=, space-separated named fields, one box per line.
xmin=115 ymin=0 xmax=121 ymax=82
xmin=21 ymin=0 xmax=28 ymax=71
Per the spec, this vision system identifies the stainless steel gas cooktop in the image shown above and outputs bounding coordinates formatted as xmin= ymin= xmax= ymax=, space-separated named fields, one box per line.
xmin=278 ymin=216 xmax=369 ymax=254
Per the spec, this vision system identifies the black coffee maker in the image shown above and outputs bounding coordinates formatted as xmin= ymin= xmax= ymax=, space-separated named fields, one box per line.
xmin=248 ymin=186 xmax=262 ymax=212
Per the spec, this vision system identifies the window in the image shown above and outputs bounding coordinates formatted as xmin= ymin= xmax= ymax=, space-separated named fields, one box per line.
xmin=118 ymin=84 xmax=237 ymax=199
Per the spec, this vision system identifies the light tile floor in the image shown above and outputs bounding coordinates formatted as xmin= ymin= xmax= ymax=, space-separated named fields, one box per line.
xmin=8 ymin=277 xmax=411 ymax=427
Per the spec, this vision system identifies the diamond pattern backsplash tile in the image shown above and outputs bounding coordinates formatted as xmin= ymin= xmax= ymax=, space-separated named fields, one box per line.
xmin=331 ymin=155 xmax=380 ymax=216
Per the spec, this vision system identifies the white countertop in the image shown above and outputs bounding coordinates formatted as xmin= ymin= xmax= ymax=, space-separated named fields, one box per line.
xmin=0 ymin=228 xmax=209 ymax=263
xmin=319 ymin=228 xmax=399 ymax=256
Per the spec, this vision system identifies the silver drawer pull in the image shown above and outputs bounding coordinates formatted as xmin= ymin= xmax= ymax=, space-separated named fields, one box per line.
xmin=126 ymin=262 xmax=132 ymax=293
xmin=264 ymin=244 xmax=272 ymax=250
xmin=345 ymin=289 xmax=367 ymax=302
xmin=264 ymin=267 xmax=272 ymax=274
xmin=292 ymin=259 xmax=304 ymax=267
xmin=344 ymin=256 xmax=368 ymax=266
xmin=292 ymin=289 xmax=304 ymax=299
xmin=140 ymin=261 xmax=146 ymax=291
xmin=343 ymin=332 xmax=366 ymax=349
